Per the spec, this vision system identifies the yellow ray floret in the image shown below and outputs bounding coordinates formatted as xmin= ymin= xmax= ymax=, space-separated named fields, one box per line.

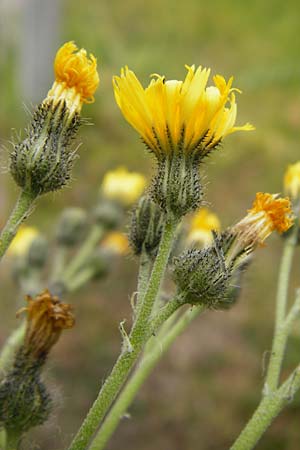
xmin=187 ymin=208 xmax=221 ymax=246
xmin=284 ymin=162 xmax=300 ymax=200
xmin=113 ymin=65 xmax=254 ymax=156
xmin=234 ymin=193 xmax=293 ymax=245
xmin=101 ymin=167 xmax=147 ymax=206
xmin=101 ymin=232 xmax=129 ymax=255
xmin=47 ymin=41 xmax=99 ymax=113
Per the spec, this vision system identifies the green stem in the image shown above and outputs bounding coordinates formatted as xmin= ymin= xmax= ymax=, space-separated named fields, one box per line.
xmin=67 ymin=219 xmax=178 ymax=450
xmin=0 ymin=430 xmax=5 ymax=450
xmin=147 ymin=296 xmax=184 ymax=338
xmin=230 ymin=366 xmax=300 ymax=450
xmin=264 ymin=228 xmax=298 ymax=394
xmin=66 ymin=266 xmax=97 ymax=292
xmin=4 ymin=430 xmax=20 ymax=450
xmin=62 ymin=224 xmax=104 ymax=282
xmin=89 ymin=304 xmax=205 ymax=450
xmin=0 ymin=190 xmax=37 ymax=260
xmin=136 ymin=250 xmax=151 ymax=306
xmin=0 ymin=323 xmax=26 ymax=375
xmin=50 ymin=245 xmax=67 ymax=282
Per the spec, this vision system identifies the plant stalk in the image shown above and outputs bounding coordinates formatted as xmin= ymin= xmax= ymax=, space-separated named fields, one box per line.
xmin=0 ymin=190 xmax=37 ymax=260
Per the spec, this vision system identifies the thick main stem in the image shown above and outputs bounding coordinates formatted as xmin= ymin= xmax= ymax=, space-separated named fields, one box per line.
xmin=67 ymin=219 xmax=177 ymax=450
xmin=89 ymin=305 xmax=205 ymax=450
xmin=264 ymin=227 xmax=298 ymax=393
xmin=0 ymin=190 xmax=37 ymax=260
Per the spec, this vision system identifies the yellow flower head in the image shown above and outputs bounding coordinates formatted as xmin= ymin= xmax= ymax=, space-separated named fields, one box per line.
xmin=233 ymin=192 xmax=293 ymax=246
xmin=9 ymin=226 xmax=39 ymax=256
xmin=187 ymin=208 xmax=221 ymax=246
xmin=101 ymin=232 xmax=129 ymax=255
xmin=101 ymin=167 xmax=147 ymax=206
xmin=46 ymin=41 xmax=99 ymax=114
xmin=17 ymin=290 xmax=74 ymax=359
xmin=113 ymin=65 xmax=254 ymax=157
xmin=284 ymin=162 xmax=300 ymax=200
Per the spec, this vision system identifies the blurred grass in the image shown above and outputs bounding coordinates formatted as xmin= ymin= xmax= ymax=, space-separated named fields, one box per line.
xmin=1 ymin=0 xmax=300 ymax=449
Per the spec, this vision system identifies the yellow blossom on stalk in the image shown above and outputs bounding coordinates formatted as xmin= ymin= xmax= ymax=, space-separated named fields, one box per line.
xmin=187 ymin=208 xmax=221 ymax=246
xmin=17 ymin=290 xmax=75 ymax=358
xmin=284 ymin=162 xmax=300 ymax=200
xmin=233 ymin=193 xmax=293 ymax=247
xmin=101 ymin=232 xmax=129 ymax=255
xmin=46 ymin=41 xmax=99 ymax=114
xmin=113 ymin=65 xmax=254 ymax=157
xmin=101 ymin=167 xmax=147 ymax=206
xmin=9 ymin=226 xmax=39 ymax=256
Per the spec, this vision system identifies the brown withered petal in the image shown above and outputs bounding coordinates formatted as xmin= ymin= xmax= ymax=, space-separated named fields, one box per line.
xmin=17 ymin=290 xmax=75 ymax=359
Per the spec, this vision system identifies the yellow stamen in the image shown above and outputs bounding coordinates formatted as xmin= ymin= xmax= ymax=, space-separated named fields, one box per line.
xmin=47 ymin=41 xmax=99 ymax=113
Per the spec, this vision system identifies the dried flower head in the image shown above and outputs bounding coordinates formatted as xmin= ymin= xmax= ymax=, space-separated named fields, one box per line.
xmin=284 ymin=162 xmax=300 ymax=201
xmin=187 ymin=208 xmax=221 ymax=246
xmin=47 ymin=41 xmax=99 ymax=114
xmin=18 ymin=290 xmax=74 ymax=359
xmin=113 ymin=65 xmax=253 ymax=158
xmin=101 ymin=167 xmax=147 ymax=206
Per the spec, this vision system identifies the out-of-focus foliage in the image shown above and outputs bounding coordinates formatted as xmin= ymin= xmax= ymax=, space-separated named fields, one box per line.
xmin=1 ymin=0 xmax=300 ymax=449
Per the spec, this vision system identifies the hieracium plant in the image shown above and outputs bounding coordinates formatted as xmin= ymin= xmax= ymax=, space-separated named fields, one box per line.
xmin=0 ymin=40 xmax=300 ymax=450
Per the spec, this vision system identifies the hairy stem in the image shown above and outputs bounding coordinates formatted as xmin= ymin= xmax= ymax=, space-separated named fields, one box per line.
xmin=67 ymin=219 xmax=178 ymax=450
xmin=89 ymin=304 xmax=205 ymax=450
xmin=230 ymin=366 xmax=300 ymax=450
xmin=0 ymin=190 xmax=37 ymax=261
xmin=264 ymin=227 xmax=298 ymax=394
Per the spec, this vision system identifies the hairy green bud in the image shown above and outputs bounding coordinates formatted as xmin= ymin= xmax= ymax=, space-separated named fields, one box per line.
xmin=56 ymin=207 xmax=88 ymax=247
xmin=0 ymin=350 xmax=51 ymax=435
xmin=93 ymin=200 xmax=123 ymax=230
xmin=10 ymin=100 xmax=81 ymax=196
xmin=172 ymin=232 xmax=249 ymax=309
xmin=27 ymin=235 xmax=48 ymax=268
xmin=129 ymin=195 xmax=165 ymax=257
xmin=150 ymin=153 xmax=203 ymax=219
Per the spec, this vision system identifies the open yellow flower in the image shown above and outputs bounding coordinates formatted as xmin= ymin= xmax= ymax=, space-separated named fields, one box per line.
xmin=233 ymin=192 xmax=293 ymax=246
xmin=9 ymin=226 xmax=39 ymax=256
xmin=284 ymin=162 xmax=300 ymax=201
xmin=187 ymin=208 xmax=221 ymax=246
xmin=101 ymin=167 xmax=147 ymax=206
xmin=46 ymin=41 xmax=99 ymax=114
xmin=113 ymin=65 xmax=254 ymax=157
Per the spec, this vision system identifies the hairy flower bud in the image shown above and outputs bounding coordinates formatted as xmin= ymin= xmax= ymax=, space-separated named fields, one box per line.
xmin=93 ymin=200 xmax=123 ymax=230
xmin=129 ymin=195 xmax=165 ymax=257
xmin=27 ymin=234 xmax=48 ymax=268
xmin=10 ymin=42 xmax=99 ymax=196
xmin=56 ymin=207 xmax=88 ymax=246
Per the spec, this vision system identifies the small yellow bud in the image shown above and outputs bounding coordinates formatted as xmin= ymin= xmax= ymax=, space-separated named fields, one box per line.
xmin=101 ymin=232 xmax=129 ymax=255
xmin=284 ymin=162 xmax=300 ymax=201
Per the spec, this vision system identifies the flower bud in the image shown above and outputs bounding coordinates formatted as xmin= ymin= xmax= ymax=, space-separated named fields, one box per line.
xmin=56 ymin=207 xmax=88 ymax=247
xmin=10 ymin=42 xmax=99 ymax=196
xmin=27 ymin=234 xmax=48 ymax=268
xmin=151 ymin=153 xmax=203 ymax=218
xmin=93 ymin=200 xmax=123 ymax=230
xmin=129 ymin=195 xmax=165 ymax=257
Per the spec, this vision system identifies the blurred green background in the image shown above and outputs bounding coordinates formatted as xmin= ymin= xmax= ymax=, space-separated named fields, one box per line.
xmin=1 ymin=0 xmax=300 ymax=449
